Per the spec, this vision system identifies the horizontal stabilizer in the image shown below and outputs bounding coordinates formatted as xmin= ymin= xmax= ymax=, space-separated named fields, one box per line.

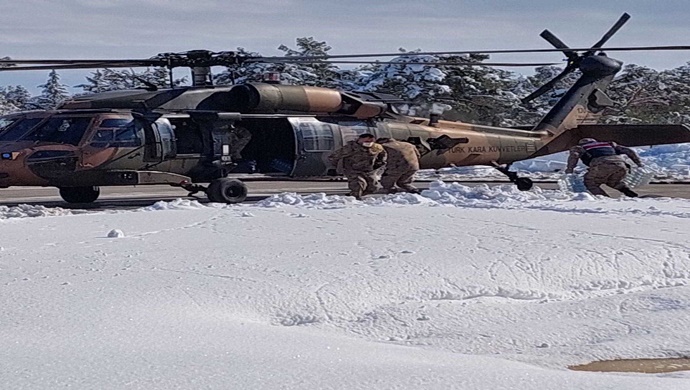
xmin=529 ymin=124 xmax=690 ymax=158
xmin=574 ymin=124 xmax=690 ymax=147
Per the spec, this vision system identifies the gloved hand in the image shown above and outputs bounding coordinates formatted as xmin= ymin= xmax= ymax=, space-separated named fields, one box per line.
xmin=327 ymin=168 xmax=338 ymax=176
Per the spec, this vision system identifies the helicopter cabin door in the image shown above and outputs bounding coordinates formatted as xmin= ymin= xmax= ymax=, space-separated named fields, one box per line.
xmin=289 ymin=117 xmax=337 ymax=177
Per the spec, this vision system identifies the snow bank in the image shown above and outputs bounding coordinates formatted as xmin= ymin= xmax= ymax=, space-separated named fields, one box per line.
xmin=0 ymin=204 xmax=79 ymax=220
xmin=255 ymin=192 xmax=360 ymax=208
xmin=237 ymin=181 xmax=690 ymax=220
xmin=140 ymin=198 xmax=208 ymax=211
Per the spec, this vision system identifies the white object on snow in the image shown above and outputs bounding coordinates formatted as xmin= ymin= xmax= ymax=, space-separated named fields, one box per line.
xmin=558 ymin=173 xmax=588 ymax=193
xmin=621 ymin=166 xmax=656 ymax=188
xmin=107 ymin=229 xmax=125 ymax=238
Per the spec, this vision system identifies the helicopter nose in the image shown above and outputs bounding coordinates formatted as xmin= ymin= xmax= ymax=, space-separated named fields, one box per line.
xmin=0 ymin=151 xmax=20 ymax=186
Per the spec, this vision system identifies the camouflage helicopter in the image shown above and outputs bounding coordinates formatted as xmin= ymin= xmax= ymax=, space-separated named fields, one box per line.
xmin=0 ymin=13 xmax=689 ymax=204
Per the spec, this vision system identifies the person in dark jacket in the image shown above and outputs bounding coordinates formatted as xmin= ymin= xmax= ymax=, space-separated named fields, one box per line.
xmin=565 ymin=138 xmax=643 ymax=197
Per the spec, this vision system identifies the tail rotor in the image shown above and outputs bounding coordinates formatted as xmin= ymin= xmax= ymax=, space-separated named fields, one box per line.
xmin=522 ymin=13 xmax=631 ymax=103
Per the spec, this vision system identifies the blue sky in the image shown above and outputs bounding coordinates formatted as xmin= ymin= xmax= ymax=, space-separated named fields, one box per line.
xmin=1 ymin=0 xmax=689 ymax=94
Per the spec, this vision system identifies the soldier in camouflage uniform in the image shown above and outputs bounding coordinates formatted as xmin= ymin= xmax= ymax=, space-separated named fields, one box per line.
xmin=328 ymin=133 xmax=387 ymax=199
xmin=566 ymin=138 xmax=643 ymax=197
xmin=377 ymin=138 xmax=421 ymax=193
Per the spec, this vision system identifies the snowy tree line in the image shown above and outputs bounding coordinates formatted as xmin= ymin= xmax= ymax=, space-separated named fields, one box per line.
xmin=1 ymin=37 xmax=689 ymax=126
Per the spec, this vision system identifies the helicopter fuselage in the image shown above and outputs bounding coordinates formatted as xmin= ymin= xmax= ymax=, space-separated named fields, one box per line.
xmin=0 ymin=108 xmax=547 ymax=189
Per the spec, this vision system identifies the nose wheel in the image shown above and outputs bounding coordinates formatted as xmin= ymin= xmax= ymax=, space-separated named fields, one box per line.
xmin=59 ymin=186 xmax=101 ymax=203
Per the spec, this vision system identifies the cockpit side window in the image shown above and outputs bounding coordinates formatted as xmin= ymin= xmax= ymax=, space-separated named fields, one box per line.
xmin=21 ymin=117 xmax=92 ymax=145
xmin=89 ymin=118 xmax=142 ymax=147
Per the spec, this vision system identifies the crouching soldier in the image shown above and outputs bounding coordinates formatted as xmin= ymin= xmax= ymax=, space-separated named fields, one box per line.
xmin=566 ymin=138 xmax=643 ymax=197
xmin=377 ymin=138 xmax=421 ymax=193
xmin=328 ymin=133 xmax=387 ymax=199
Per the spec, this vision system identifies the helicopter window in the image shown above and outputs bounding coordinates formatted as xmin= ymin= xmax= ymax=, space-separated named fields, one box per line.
xmin=0 ymin=117 xmax=16 ymax=131
xmin=90 ymin=119 xmax=141 ymax=147
xmin=100 ymin=119 xmax=133 ymax=128
xmin=153 ymin=118 xmax=177 ymax=159
xmin=169 ymin=119 xmax=202 ymax=154
xmin=0 ymin=118 xmax=45 ymax=142
xmin=300 ymin=123 xmax=335 ymax=151
xmin=21 ymin=117 xmax=92 ymax=145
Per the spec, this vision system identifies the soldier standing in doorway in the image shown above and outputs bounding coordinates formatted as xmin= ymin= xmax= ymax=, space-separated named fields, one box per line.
xmin=228 ymin=124 xmax=252 ymax=162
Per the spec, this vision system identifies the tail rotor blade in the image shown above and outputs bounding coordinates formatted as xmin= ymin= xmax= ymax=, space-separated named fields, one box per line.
xmin=586 ymin=13 xmax=631 ymax=54
xmin=540 ymin=30 xmax=578 ymax=61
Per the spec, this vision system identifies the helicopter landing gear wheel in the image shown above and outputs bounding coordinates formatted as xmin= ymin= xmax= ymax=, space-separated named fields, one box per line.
xmin=515 ymin=177 xmax=533 ymax=191
xmin=59 ymin=186 xmax=101 ymax=203
xmin=492 ymin=162 xmax=533 ymax=191
xmin=206 ymin=178 xmax=248 ymax=203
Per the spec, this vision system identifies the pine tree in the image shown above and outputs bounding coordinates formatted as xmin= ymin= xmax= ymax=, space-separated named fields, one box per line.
xmin=34 ymin=70 xmax=70 ymax=109
xmin=602 ymin=63 xmax=690 ymax=124
xmin=0 ymin=85 xmax=31 ymax=112
xmin=214 ymin=48 xmax=267 ymax=85
xmin=214 ymin=38 xmax=341 ymax=87
xmin=0 ymin=93 xmax=19 ymax=114
xmin=76 ymin=67 xmax=185 ymax=93
xmin=352 ymin=51 xmax=528 ymax=126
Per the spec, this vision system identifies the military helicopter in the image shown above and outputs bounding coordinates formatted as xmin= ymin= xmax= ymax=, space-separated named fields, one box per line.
xmin=0 ymin=13 xmax=689 ymax=204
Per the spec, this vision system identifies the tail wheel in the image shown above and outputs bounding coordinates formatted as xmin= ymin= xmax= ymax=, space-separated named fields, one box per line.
xmin=59 ymin=186 xmax=101 ymax=203
xmin=515 ymin=178 xmax=533 ymax=191
xmin=206 ymin=178 xmax=248 ymax=203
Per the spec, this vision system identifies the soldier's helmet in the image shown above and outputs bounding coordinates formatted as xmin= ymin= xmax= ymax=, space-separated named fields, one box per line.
xmin=578 ymin=138 xmax=597 ymax=145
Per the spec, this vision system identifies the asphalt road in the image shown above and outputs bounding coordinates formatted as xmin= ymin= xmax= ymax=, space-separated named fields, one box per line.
xmin=1 ymin=180 xmax=689 ymax=210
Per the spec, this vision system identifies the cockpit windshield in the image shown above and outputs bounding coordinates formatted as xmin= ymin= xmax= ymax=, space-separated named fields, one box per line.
xmin=19 ymin=117 xmax=93 ymax=145
xmin=0 ymin=117 xmax=17 ymax=132
xmin=0 ymin=118 xmax=44 ymax=142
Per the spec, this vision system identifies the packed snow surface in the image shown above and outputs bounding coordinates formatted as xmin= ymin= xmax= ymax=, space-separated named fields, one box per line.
xmin=2 ymin=182 xmax=690 ymax=389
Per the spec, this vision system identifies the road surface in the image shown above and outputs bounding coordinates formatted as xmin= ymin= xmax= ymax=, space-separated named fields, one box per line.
xmin=2 ymin=180 xmax=689 ymax=210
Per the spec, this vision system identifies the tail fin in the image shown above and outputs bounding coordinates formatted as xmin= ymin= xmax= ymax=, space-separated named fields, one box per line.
xmin=523 ymin=14 xmax=631 ymax=155
xmin=530 ymin=55 xmax=621 ymax=156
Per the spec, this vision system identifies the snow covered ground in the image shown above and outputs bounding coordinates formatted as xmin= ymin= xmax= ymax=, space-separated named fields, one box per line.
xmin=419 ymin=143 xmax=690 ymax=182
xmin=2 ymin=182 xmax=690 ymax=389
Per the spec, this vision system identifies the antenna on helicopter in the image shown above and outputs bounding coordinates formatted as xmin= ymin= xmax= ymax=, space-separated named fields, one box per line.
xmin=263 ymin=71 xmax=282 ymax=84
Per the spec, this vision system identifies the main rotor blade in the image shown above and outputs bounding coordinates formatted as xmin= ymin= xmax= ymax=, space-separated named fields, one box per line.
xmin=587 ymin=13 xmax=631 ymax=55
xmin=271 ymin=60 xmax=561 ymax=67
xmin=521 ymin=65 xmax=576 ymax=103
xmin=540 ymin=30 xmax=578 ymax=61
xmin=0 ymin=59 xmax=162 ymax=65
xmin=2 ymin=42 xmax=689 ymax=69
xmin=0 ymin=59 xmax=561 ymax=72
xmin=0 ymin=62 xmax=163 ymax=72
xmin=245 ymin=45 xmax=690 ymax=61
